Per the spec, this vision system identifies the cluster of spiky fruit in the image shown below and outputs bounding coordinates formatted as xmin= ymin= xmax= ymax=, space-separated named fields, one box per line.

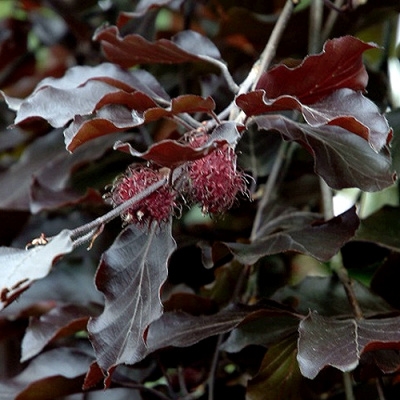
xmin=108 ymin=133 xmax=247 ymax=227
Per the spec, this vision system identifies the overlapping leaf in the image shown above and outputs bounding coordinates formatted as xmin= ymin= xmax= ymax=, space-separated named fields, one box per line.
xmin=354 ymin=206 xmax=400 ymax=251
xmin=255 ymin=36 xmax=376 ymax=103
xmin=297 ymin=311 xmax=400 ymax=379
xmin=114 ymin=121 xmax=240 ymax=168
xmin=237 ymin=88 xmax=391 ymax=152
xmin=94 ymin=27 xmax=222 ymax=68
xmin=2 ymin=62 xmax=221 ymax=152
xmin=21 ymin=304 xmax=100 ymax=362
xmin=247 ymin=335 xmax=302 ymax=400
xmin=87 ymin=222 xmax=176 ymax=379
xmin=1 ymin=63 xmax=169 ymax=126
xmin=0 ymin=348 xmax=93 ymax=400
xmin=0 ymin=229 xmax=73 ymax=310
xmin=221 ymin=311 xmax=300 ymax=353
xmin=252 ymin=115 xmax=394 ymax=191
xmin=272 ymin=276 xmax=394 ymax=318
xmin=146 ymin=303 xmax=299 ymax=355
xmin=225 ymin=207 xmax=359 ymax=264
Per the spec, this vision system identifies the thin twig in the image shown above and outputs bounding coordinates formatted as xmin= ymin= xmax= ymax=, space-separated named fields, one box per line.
xmin=251 ymin=140 xmax=290 ymax=240
xmin=69 ymin=178 xmax=167 ymax=243
xmin=309 ymin=0 xmax=324 ymax=54
xmin=200 ymin=56 xmax=239 ymax=94
xmin=207 ymin=334 xmax=224 ymax=400
xmin=376 ymin=377 xmax=387 ymax=400
xmin=343 ymin=372 xmax=356 ymax=400
xmin=252 ymin=0 xmax=295 ymax=90
xmin=321 ymin=0 xmax=345 ymax=42
xmin=112 ymin=378 xmax=173 ymax=400
xmin=319 ymin=178 xmax=334 ymax=219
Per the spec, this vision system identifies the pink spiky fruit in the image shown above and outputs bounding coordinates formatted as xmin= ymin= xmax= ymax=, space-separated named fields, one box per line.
xmin=109 ymin=165 xmax=177 ymax=226
xmin=188 ymin=133 xmax=247 ymax=214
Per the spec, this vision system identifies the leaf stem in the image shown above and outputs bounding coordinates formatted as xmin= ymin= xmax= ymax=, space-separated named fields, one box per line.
xmin=343 ymin=371 xmax=356 ymax=400
xmin=200 ymin=56 xmax=239 ymax=93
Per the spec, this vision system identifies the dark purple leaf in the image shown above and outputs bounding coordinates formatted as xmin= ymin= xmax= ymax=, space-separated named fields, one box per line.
xmin=272 ymin=276 xmax=394 ymax=318
xmin=94 ymin=27 xmax=222 ymax=68
xmin=30 ymin=180 xmax=103 ymax=214
xmin=222 ymin=311 xmax=300 ymax=353
xmin=21 ymin=304 xmax=99 ymax=362
xmin=225 ymin=207 xmax=359 ymax=264
xmin=87 ymin=222 xmax=176 ymax=376
xmin=247 ymin=335 xmax=302 ymax=400
xmin=253 ymin=115 xmax=394 ymax=191
xmin=1 ymin=63 xmax=169 ymax=129
xmin=119 ymin=0 xmax=184 ymax=19
xmin=354 ymin=206 xmax=400 ymax=251
xmin=147 ymin=305 xmax=255 ymax=352
xmin=0 ymin=229 xmax=74 ymax=311
xmin=0 ymin=348 xmax=93 ymax=399
xmin=360 ymin=349 xmax=400 ymax=375
xmin=297 ymin=311 xmax=400 ymax=379
xmin=237 ymin=88 xmax=391 ymax=152
xmin=29 ymin=133 xmax=130 ymax=212
xmin=0 ymin=130 xmax=65 ymax=211
xmin=255 ymin=36 xmax=377 ymax=104
xmin=114 ymin=121 xmax=241 ymax=168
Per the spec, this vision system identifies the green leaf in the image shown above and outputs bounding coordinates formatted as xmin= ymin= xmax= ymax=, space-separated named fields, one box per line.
xmin=247 ymin=335 xmax=302 ymax=400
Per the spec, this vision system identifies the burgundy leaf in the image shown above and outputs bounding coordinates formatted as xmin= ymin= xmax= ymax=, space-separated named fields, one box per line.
xmin=21 ymin=304 xmax=98 ymax=362
xmin=87 ymin=222 xmax=176 ymax=376
xmin=0 ymin=348 xmax=93 ymax=399
xmin=94 ymin=26 xmax=222 ymax=68
xmin=139 ymin=95 xmax=215 ymax=123
xmin=0 ymin=229 xmax=74 ymax=310
xmin=297 ymin=312 xmax=400 ymax=379
xmin=64 ymin=105 xmax=145 ymax=152
xmin=64 ymin=95 xmax=216 ymax=152
xmin=82 ymin=362 xmax=104 ymax=390
xmin=237 ymin=88 xmax=391 ymax=152
xmin=360 ymin=349 xmax=400 ymax=375
xmin=114 ymin=121 xmax=240 ymax=168
xmin=253 ymin=115 xmax=394 ymax=191
xmin=247 ymin=335 xmax=302 ymax=400
xmin=256 ymin=36 xmax=377 ymax=104
xmin=225 ymin=207 xmax=359 ymax=264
